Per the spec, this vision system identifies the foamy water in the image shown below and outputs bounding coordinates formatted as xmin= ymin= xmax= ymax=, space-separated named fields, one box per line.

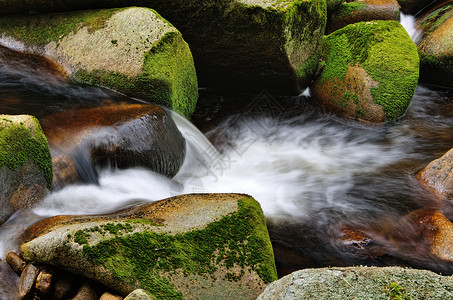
xmin=400 ymin=13 xmax=421 ymax=43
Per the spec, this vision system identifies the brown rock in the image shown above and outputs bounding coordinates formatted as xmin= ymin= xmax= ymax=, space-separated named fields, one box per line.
xmin=328 ymin=0 xmax=400 ymax=34
xmin=338 ymin=225 xmax=387 ymax=259
xmin=35 ymin=268 xmax=53 ymax=295
xmin=18 ymin=263 xmax=39 ymax=298
xmin=100 ymin=292 xmax=123 ymax=300
xmin=398 ymin=209 xmax=453 ymax=263
xmin=417 ymin=148 xmax=453 ymax=202
xmin=312 ymin=64 xmax=385 ymax=123
xmin=71 ymin=281 xmax=97 ymax=300
xmin=41 ymin=103 xmax=185 ymax=186
xmin=52 ymin=271 xmax=81 ymax=300
xmin=5 ymin=251 xmax=25 ymax=273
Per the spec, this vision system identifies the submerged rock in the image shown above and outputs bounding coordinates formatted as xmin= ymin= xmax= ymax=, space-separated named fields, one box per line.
xmin=0 ymin=115 xmax=52 ymax=225
xmin=416 ymin=1 xmax=453 ymax=88
xmin=312 ymin=20 xmax=419 ymax=122
xmin=257 ymin=266 xmax=453 ymax=299
xmin=327 ymin=0 xmax=400 ymax=33
xmin=0 ymin=0 xmax=326 ymax=95
xmin=20 ymin=194 xmax=277 ymax=299
xmin=40 ymin=103 xmax=185 ymax=187
xmin=417 ymin=147 xmax=453 ymax=202
xmin=396 ymin=209 xmax=453 ymax=264
xmin=0 ymin=7 xmax=198 ymax=117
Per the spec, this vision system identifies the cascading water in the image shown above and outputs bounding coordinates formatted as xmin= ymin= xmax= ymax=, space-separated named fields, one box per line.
xmin=1 ymin=19 xmax=453 ymax=299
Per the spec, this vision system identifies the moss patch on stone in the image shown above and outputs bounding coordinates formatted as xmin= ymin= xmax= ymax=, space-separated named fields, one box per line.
xmin=0 ymin=116 xmax=53 ymax=190
xmin=319 ymin=20 xmax=419 ymax=120
xmin=80 ymin=197 xmax=277 ymax=298
xmin=75 ymin=31 xmax=198 ymax=118
xmin=334 ymin=2 xmax=368 ymax=18
xmin=0 ymin=8 xmax=124 ymax=46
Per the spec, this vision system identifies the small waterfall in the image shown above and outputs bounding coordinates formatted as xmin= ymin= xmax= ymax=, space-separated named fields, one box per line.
xmin=400 ymin=13 xmax=422 ymax=43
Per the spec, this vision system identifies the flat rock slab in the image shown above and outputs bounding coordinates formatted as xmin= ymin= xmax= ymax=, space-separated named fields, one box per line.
xmin=0 ymin=7 xmax=198 ymax=117
xmin=258 ymin=266 xmax=453 ymax=299
xmin=20 ymin=193 xmax=277 ymax=299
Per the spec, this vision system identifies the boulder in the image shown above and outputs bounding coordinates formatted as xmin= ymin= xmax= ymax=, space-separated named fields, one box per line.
xmin=417 ymin=148 xmax=453 ymax=202
xmin=395 ymin=209 xmax=453 ymax=264
xmin=20 ymin=194 xmax=277 ymax=299
xmin=327 ymin=0 xmax=400 ymax=33
xmin=124 ymin=289 xmax=156 ymax=300
xmin=0 ymin=115 xmax=52 ymax=225
xmin=257 ymin=266 xmax=453 ymax=299
xmin=416 ymin=1 xmax=453 ymax=88
xmin=40 ymin=103 xmax=185 ymax=187
xmin=397 ymin=0 xmax=433 ymax=15
xmin=312 ymin=20 xmax=419 ymax=122
xmin=0 ymin=7 xmax=198 ymax=118
xmin=0 ymin=0 xmax=327 ymax=95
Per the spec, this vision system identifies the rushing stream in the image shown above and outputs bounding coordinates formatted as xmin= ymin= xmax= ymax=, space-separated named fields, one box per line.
xmin=1 ymin=14 xmax=453 ymax=299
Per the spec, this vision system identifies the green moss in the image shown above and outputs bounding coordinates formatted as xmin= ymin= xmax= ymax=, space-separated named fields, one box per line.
xmin=74 ymin=230 xmax=89 ymax=245
xmin=0 ymin=8 xmax=124 ymax=46
xmin=386 ymin=282 xmax=410 ymax=300
xmin=334 ymin=2 xmax=367 ymax=18
xmin=0 ymin=116 xmax=53 ymax=190
xmin=74 ymin=31 xmax=198 ymax=118
xmin=319 ymin=21 xmax=419 ymax=120
xmin=81 ymin=197 xmax=277 ymax=298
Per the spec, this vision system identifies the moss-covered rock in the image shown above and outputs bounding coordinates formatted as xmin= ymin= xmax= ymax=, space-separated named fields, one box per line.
xmin=416 ymin=1 xmax=453 ymax=88
xmin=20 ymin=194 xmax=277 ymax=299
xmin=0 ymin=114 xmax=52 ymax=224
xmin=327 ymin=0 xmax=400 ymax=34
xmin=0 ymin=0 xmax=327 ymax=95
xmin=417 ymin=147 xmax=453 ymax=202
xmin=40 ymin=103 xmax=185 ymax=188
xmin=258 ymin=266 xmax=453 ymax=299
xmin=311 ymin=20 xmax=419 ymax=122
xmin=0 ymin=7 xmax=198 ymax=118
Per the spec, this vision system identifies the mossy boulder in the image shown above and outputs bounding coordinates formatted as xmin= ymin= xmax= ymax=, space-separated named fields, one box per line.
xmin=311 ymin=20 xmax=419 ymax=122
xmin=0 ymin=0 xmax=327 ymax=95
xmin=327 ymin=0 xmax=400 ymax=34
xmin=417 ymin=147 xmax=453 ymax=202
xmin=416 ymin=1 xmax=453 ymax=88
xmin=20 ymin=194 xmax=277 ymax=299
xmin=258 ymin=266 xmax=453 ymax=299
xmin=0 ymin=7 xmax=198 ymax=118
xmin=0 ymin=114 xmax=52 ymax=225
xmin=39 ymin=103 xmax=185 ymax=188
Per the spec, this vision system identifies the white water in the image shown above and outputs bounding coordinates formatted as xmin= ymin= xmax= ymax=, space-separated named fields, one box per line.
xmin=400 ymin=13 xmax=422 ymax=43
xmin=1 ymin=86 xmax=442 ymax=258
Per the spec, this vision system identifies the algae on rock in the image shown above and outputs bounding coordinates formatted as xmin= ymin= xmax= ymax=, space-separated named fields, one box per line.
xmin=312 ymin=20 xmax=419 ymax=122
xmin=0 ymin=7 xmax=198 ymax=118
xmin=20 ymin=194 xmax=277 ymax=299
xmin=0 ymin=114 xmax=52 ymax=224
xmin=416 ymin=1 xmax=453 ymax=88
xmin=0 ymin=0 xmax=327 ymax=95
